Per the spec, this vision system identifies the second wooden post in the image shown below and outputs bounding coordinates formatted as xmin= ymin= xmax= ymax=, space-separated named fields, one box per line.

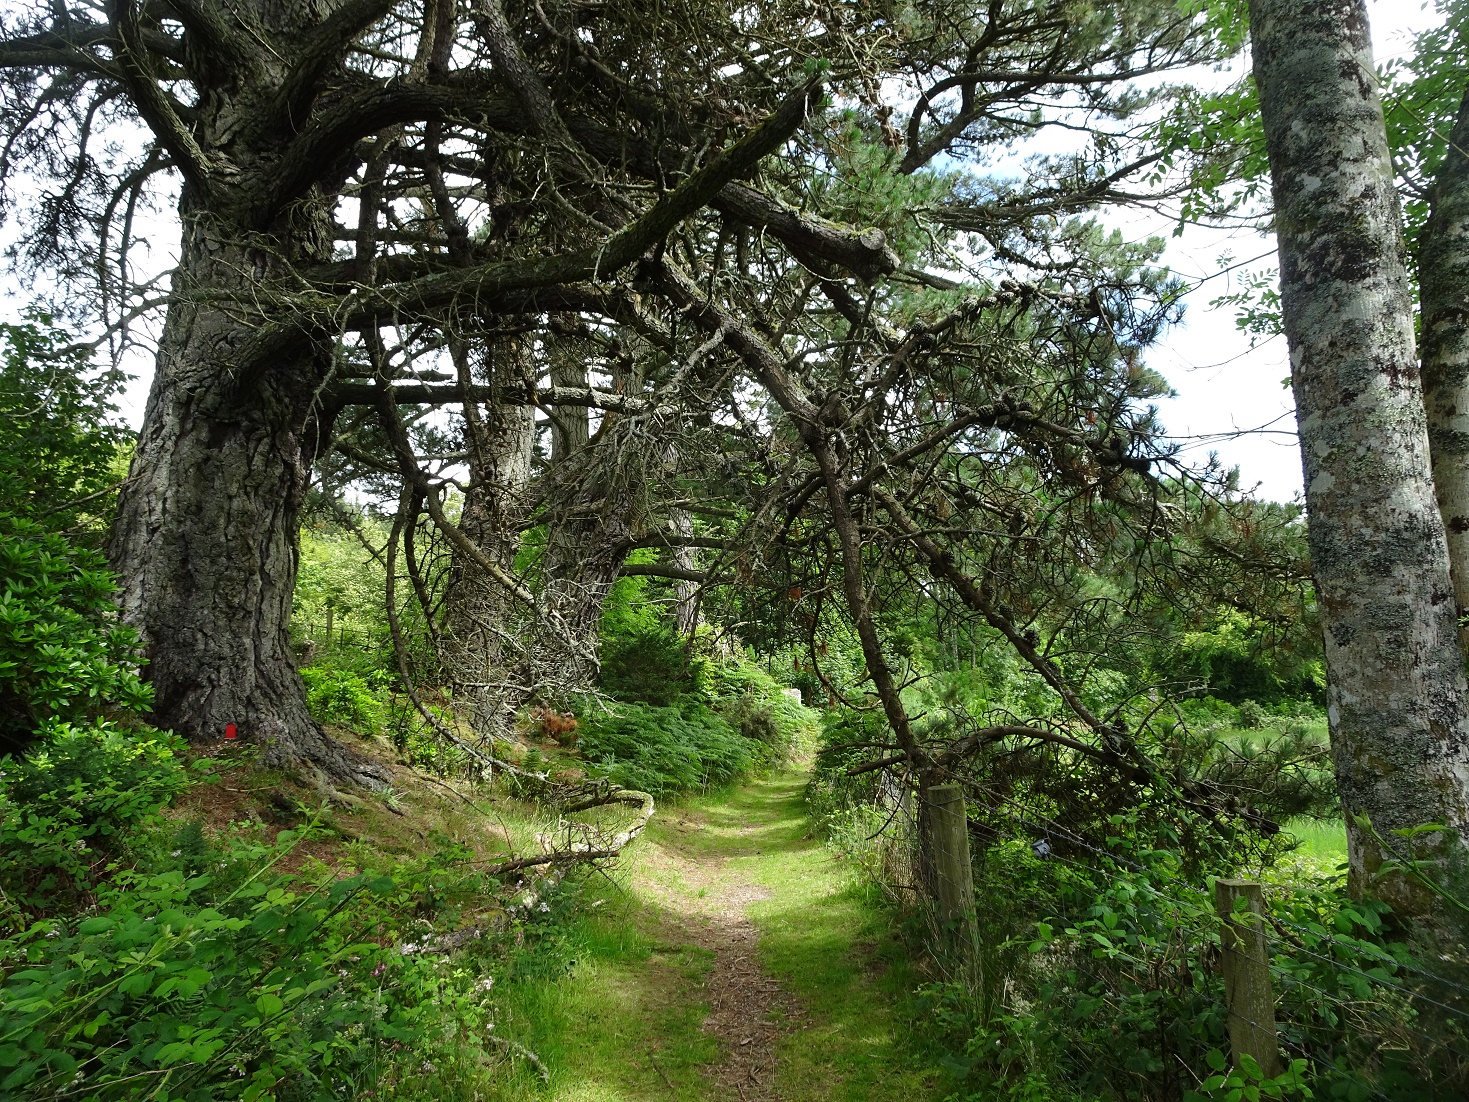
xmin=1215 ymin=878 xmax=1282 ymax=1078
xmin=929 ymin=783 xmax=979 ymax=953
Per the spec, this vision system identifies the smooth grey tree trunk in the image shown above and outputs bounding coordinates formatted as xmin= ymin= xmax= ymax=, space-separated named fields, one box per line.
xmin=1250 ymin=0 xmax=1469 ymax=932
xmin=670 ymin=506 xmax=700 ymax=635
xmin=1420 ymin=88 xmax=1469 ymax=646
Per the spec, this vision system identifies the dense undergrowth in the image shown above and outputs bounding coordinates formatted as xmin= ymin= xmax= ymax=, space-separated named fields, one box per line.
xmin=808 ymin=713 xmax=1469 ymax=1102
xmin=0 ymin=471 xmax=815 ymax=1100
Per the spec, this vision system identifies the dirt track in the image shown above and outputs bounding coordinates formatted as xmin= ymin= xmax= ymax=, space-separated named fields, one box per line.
xmin=637 ymin=811 xmax=806 ymax=1101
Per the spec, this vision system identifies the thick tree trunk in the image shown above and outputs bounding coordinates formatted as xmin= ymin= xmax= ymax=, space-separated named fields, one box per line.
xmin=1250 ymin=0 xmax=1469 ymax=932
xmin=100 ymin=1 xmax=392 ymax=787
xmin=442 ymin=376 xmax=535 ymax=737
xmin=1420 ymin=88 xmax=1469 ymax=646
xmin=534 ymin=459 xmax=636 ymax=698
xmin=528 ymin=331 xmax=633 ymax=699
xmin=112 ymin=211 xmax=383 ymax=786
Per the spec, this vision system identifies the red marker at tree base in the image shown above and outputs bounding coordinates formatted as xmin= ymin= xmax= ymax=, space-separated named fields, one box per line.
xmin=225 ymin=723 xmax=237 ymax=741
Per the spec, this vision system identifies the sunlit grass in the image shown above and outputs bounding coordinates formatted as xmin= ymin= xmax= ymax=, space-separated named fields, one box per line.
xmin=674 ymin=775 xmax=945 ymax=1102
xmin=475 ymin=874 xmax=720 ymax=1101
xmin=1217 ymin=721 xmax=1331 ymax=751
xmin=476 ymin=773 xmax=946 ymax=1101
xmin=1283 ymin=816 xmax=1348 ymax=863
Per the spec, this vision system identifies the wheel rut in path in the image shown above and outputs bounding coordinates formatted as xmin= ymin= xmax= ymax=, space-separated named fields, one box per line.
xmin=637 ymin=800 xmax=807 ymax=1100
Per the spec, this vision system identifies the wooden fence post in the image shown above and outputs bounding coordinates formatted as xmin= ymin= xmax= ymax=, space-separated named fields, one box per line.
xmin=1215 ymin=878 xmax=1281 ymax=1078
xmin=929 ymin=783 xmax=978 ymax=952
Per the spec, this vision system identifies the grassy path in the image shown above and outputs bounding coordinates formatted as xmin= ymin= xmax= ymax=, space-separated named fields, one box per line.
xmin=486 ymin=772 xmax=946 ymax=1101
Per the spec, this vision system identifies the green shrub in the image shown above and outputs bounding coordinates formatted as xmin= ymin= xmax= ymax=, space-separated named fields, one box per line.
xmin=833 ymin=799 xmax=1457 ymax=1102
xmin=1237 ymin=699 xmax=1267 ymax=729
xmin=0 ymin=720 xmax=187 ymax=906
xmin=704 ymin=658 xmax=817 ymax=764
xmin=0 ymin=516 xmax=151 ymax=753
xmin=299 ymin=665 xmax=382 ymax=734
xmin=1169 ymin=607 xmax=1326 ymax=706
xmin=807 ymin=707 xmax=903 ymax=834
xmin=0 ymin=828 xmax=504 ymax=1101
xmin=1175 ymin=695 xmax=1240 ymax=733
xmin=0 ymin=316 xmax=131 ymax=534
xmin=577 ymin=702 xmax=753 ymax=794
xmin=599 ymin=627 xmax=701 ymax=705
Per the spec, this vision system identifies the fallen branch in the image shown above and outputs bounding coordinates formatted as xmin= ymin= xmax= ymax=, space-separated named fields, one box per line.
xmin=427 ymin=786 xmax=655 ymax=951
xmin=483 ymin=848 xmax=617 ymax=876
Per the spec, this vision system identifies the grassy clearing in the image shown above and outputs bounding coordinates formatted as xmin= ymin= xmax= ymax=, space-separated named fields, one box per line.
xmin=1282 ymin=816 xmax=1348 ymax=863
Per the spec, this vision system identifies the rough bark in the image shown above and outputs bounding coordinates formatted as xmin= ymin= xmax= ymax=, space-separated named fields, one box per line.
xmin=1420 ymin=87 xmax=1469 ymax=646
xmin=110 ymin=198 xmax=385 ymax=785
xmin=442 ymin=348 xmax=535 ymax=737
xmin=1250 ymin=0 xmax=1469 ymax=929
xmin=530 ymin=328 xmax=632 ymax=698
xmin=108 ymin=2 xmax=387 ymax=787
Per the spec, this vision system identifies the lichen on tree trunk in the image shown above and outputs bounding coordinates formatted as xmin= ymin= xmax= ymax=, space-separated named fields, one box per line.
xmin=1249 ymin=0 xmax=1469 ymax=933
xmin=1420 ymin=88 xmax=1469 ymax=647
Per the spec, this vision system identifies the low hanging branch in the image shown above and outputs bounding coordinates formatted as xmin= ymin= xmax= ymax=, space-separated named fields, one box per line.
xmin=325 ymin=380 xmax=655 ymax=415
xmin=374 ymin=376 xmax=537 ymax=606
xmin=867 ymin=486 xmax=1285 ymax=828
xmin=845 ymin=725 xmax=1092 ymax=776
xmin=382 ymin=484 xmax=545 ymax=783
xmin=645 ymin=258 xmax=1275 ymax=831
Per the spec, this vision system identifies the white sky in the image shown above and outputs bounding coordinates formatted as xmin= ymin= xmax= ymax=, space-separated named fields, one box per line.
xmin=5 ymin=2 xmax=1442 ymax=505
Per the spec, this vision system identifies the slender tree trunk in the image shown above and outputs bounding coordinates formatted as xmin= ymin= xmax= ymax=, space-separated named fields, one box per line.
xmin=1420 ymin=88 xmax=1469 ymax=647
xmin=111 ymin=206 xmax=382 ymax=786
xmin=670 ymin=506 xmax=700 ymax=635
xmin=1249 ymin=0 xmax=1469 ymax=932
